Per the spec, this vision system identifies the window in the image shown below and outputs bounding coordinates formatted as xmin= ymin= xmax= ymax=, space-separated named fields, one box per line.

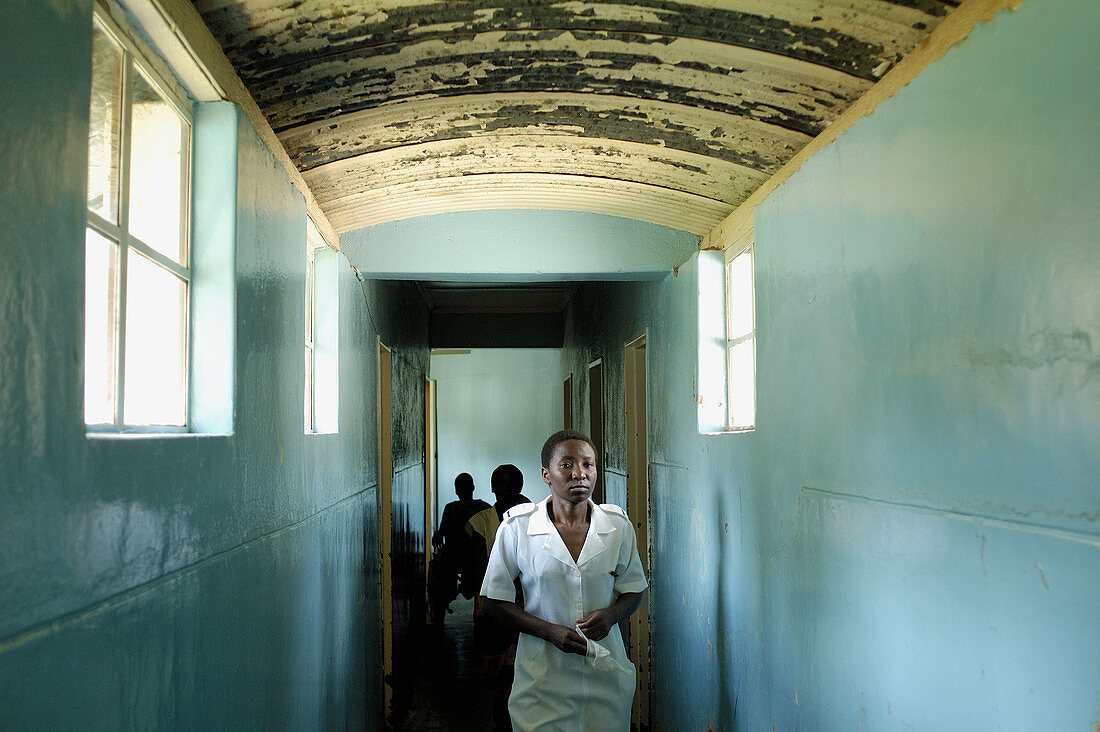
xmin=85 ymin=10 xmax=192 ymax=429
xmin=696 ymin=250 xmax=726 ymax=433
xmin=305 ymin=219 xmax=324 ymax=431
xmin=305 ymin=218 xmax=338 ymax=433
xmin=725 ymin=243 xmax=756 ymax=430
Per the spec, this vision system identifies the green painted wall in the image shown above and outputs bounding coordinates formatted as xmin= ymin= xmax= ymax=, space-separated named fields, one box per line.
xmin=5 ymin=0 xmax=1097 ymax=729
xmin=362 ymin=276 xmax=431 ymax=727
xmin=0 ymin=4 xmax=428 ymax=728
xmin=564 ymin=0 xmax=1100 ymax=728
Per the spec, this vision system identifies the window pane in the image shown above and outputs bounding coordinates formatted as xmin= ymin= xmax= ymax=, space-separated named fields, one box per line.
xmin=305 ymin=348 xmax=314 ymax=432
xmin=88 ymin=23 xmax=122 ymax=223
xmin=305 ymin=255 xmax=315 ymax=344
xmin=85 ymin=228 xmax=119 ymax=424
xmin=728 ymin=339 xmax=756 ymax=429
xmin=128 ymin=68 xmax=186 ymax=264
xmin=727 ymin=249 xmax=754 ymax=339
xmin=124 ymin=252 xmax=187 ymax=425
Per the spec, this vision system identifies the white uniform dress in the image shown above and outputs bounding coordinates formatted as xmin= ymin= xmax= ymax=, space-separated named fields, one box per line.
xmin=481 ymin=498 xmax=649 ymax=731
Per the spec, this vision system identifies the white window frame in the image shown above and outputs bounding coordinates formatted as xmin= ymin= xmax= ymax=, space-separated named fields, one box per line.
xmin=724 ymin=241 xmax=756 ymax=431
xmin=85 ymin=6 xmax=193 ymax=432
xmin=304 ymin=218 xmax=330 ymax=433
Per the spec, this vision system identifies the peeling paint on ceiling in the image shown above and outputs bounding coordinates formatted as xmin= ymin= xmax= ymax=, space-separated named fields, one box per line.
xmin=192 ymin=0 xmax=958 ymax=235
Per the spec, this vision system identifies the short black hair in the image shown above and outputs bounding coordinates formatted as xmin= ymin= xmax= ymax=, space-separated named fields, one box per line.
xmin=490 ymin=464 xmax=523 ymax=497
xmin=540 ymin=429 xmax=597 ymax=468
xmin=454 ymin=472 xmax=474 ymax=497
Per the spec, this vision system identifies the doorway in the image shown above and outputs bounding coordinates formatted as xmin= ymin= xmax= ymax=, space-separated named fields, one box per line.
xmin=429 ymin=348 xmax=562 ymax=511
xmin=624 ymin=333 xmax=651 ymax=730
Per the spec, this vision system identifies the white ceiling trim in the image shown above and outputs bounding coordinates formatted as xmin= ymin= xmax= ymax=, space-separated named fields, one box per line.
xmin=326 ymin=173 xmax=733 ymax=235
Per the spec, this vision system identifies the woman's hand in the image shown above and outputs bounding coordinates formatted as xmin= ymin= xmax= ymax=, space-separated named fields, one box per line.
xmin=576 ymin=609 xmax=613 ymax=641
xmin=544 ymin=624 xmax=588 ymax=655
xmin=484 ymin=598 xmax=589 ymax=656
xmin=575 ymin=592 xmax=646 ymax=642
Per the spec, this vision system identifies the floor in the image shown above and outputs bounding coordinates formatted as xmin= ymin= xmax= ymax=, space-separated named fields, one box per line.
xmin=397 ymin=600 xmax=495 ymax=731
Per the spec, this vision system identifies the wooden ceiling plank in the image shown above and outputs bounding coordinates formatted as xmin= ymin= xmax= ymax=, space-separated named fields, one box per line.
xmin=196 ymin=0 xmax=950 ymax=83
xmin=251 ymin=31 xmax=873 ymax=133
xmin=301 ymin=134 xmax=768 ymax=204
xmin=278 ymin=92 xmax=813 ymax=174
xmin=324 ymin=189 xmax=724 ymax=221
xmin=320 ymin=173 xmax=733 ymax=235
xmin=187 ymin=0 xmax=962 ymax=238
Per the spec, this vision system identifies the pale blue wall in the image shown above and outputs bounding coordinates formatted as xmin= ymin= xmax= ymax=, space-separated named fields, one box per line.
xmin=564 ymin=0 xmax=1100 ymax=728
xmin=430 ymin=348 xmax=561 ymax=514
xmin=0 ymin=3 xmax=429 ymax=727
xmin=342 ymin=209 xmax=700 ymax=280
xmin=749 ymin=0 xmax=1099 ymax=727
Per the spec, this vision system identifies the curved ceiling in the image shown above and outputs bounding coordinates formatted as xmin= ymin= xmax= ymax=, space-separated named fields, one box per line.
xmin=193 ymin=0 xmax=958 ymax=235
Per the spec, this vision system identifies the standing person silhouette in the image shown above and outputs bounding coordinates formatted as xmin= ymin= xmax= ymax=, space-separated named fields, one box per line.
xmin=465 ymin=464 xmax=531 ymax=731
xmin=429 ymin=472 xmax=489 ymax=624
xmin=480 ymin=430 xmax=648 ymax=731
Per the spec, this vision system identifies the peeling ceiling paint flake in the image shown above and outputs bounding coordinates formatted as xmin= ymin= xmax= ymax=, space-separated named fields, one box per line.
xmin=194 ymin=0 xmax=957 ymax=233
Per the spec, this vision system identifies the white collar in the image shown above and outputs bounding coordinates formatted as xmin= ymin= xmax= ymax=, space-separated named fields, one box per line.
xmin=527 ymin=497 xmax=617 ymax=567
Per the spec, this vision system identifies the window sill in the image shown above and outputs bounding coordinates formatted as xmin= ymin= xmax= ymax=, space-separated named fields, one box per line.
xmin=86 ymin=427 xmax=231 ymax=439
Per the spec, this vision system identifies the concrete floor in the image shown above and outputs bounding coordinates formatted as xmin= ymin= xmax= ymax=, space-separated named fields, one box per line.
xmin=398 ymin=601 xmax=495 ymax=731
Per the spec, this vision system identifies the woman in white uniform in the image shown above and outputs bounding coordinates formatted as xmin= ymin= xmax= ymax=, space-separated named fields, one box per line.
xmin=481 ymin=430 xmax=648 ymax=731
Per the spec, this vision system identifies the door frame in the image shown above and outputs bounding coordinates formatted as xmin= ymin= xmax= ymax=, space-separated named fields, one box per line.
xmin=587 ymin=358 xmax=605 ymax=504
xmin=624 ymin=332 xmax=651 ymax=730
xmin=377 ymin=339 xmax=394 ymax=727
xmin=423 ymin=377 xmax=437 ymax=621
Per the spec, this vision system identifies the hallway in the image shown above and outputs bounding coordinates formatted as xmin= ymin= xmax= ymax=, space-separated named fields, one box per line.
xmin=2 ymin=0 xmax=1098 ymax=730
xmin=397 ymin=607 xmax=495 ymax=732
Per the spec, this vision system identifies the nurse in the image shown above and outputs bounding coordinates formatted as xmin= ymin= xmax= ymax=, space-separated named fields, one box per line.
xmin=481 ymin=429 xmax=648 ymax=731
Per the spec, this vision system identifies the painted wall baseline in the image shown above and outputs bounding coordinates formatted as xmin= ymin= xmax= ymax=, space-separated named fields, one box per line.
xmin=803 ymin=487 xmax=1100 ymax=547
xmin=0 ymin=487 xmax=371 ymax=656
xmin=393 ymin=462 xmax=424 ymax=477
xmin=700 ymin=0 xmax=1027 ymax=252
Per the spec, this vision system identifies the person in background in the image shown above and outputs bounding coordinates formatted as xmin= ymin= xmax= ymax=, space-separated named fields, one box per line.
xmin=480 ymin=431 xmax=648 ymax=731
xmin=428 ymin=472 xmax=489 ymax=624
xmin=465 ymin=464 xmax=530 ymax=731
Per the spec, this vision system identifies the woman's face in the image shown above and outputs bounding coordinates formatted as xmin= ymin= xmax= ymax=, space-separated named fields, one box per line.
xmin=542 ymin=439 xmax=597 ymax=506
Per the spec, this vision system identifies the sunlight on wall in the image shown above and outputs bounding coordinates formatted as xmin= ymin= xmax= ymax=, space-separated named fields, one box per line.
xmin=697 ymin=250 xmax=726 ymax=433
xmin=312 ymin=247 xmax=339 ymax=433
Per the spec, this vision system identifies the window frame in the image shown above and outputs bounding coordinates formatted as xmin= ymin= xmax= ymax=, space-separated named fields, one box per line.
xmin=85 ymin=6 xmax=194 ymax=433
xmin=304 ymin=218 xmax=328 ymax=433
xmin=724 ymin=240 xmax=757 ymax=432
